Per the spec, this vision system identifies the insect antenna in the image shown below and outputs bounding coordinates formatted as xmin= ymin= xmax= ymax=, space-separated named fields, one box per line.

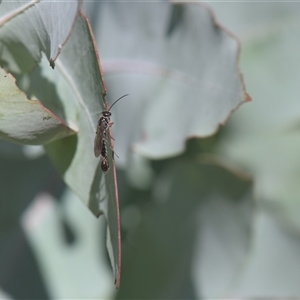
xmin=108 ymin=94 xmax=129 ymax=111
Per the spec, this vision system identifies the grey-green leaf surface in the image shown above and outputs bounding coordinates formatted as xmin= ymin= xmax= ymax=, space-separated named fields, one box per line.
xmin=231 ymin=211 xmax=300 ymax=298
xmin=21 ymin=189 xmax=114 ymax=299
xmin=210 ymin=3 xmax=300 ymax=297
xmin=215 ymin=7 xmax=300 ymax=230
xmin=0 ymin=68 xmax=74 ymax=144
xmin=85 ymin=2 xmax=250 ymax=164
xmin=0 ymin=0 xmax=81 ymax=72
xmin=116 ymin=156 xmax=253 ymax=299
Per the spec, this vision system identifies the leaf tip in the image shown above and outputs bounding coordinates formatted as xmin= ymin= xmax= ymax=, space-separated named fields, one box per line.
xmin=245 ymin=93 xmax=252 ymax=102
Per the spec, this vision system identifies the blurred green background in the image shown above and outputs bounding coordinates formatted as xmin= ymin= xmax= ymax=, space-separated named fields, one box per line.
xmin=2 ymin=1 xmax=300 ymax=299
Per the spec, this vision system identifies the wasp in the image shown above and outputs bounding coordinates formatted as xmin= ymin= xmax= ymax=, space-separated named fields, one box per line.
xmin=94 ymin=94 xmax=128 ymax=173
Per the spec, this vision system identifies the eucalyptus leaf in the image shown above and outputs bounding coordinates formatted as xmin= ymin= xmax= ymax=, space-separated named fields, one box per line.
xmin=21 ymin=190 xmax=114 ymax=299
xmin=231 ymin=211 xmax=300 ymax=297
xmin=117 ymin=156 xmax=253 ymax=299
xmin=0 ymin=68 xmax=75 ymax=144
xmin=217 ymin=12 xmax=300 ymax=231
xmin=0 ymin=0 xmax=81 ymax=72
xmin=86 ymin=2 xmax=250 ymax=163
xmin=41 ymin=13 xmax=122 ymax=288
xmin=1 ymin=2 xmax=121 ymax=287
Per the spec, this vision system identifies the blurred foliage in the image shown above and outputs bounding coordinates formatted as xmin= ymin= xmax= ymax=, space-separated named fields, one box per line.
xmin=2 ymin=1 xmax=300 ymax=300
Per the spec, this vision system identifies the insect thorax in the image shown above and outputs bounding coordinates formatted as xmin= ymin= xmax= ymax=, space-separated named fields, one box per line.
xmin=98 ymin=116 xmax=106 ymax=124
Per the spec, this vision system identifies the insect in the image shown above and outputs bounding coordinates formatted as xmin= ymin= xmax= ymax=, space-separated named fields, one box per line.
xmin=94 ymin=94 xmax=128 ymax=173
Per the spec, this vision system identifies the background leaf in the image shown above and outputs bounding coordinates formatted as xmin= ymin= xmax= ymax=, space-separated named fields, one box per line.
xmin=0 ymin=68 xmax=74 ymax=144
xmin=0 ymin=0 xmax=81 ymax=72
xmin=116 ymin=156 xmax=253 ymax=299
xmin=214 ymin=5 xmax=300 ymax=231
xmin=209 ymin=2 xmax=300 ymax=297
xmin=0 ymin=0 xmax=122 ymax=288
xmin=0 ymin=141 xmax=64 ymax=299
xmin=21 ymin=190 xmax=114 ymax=299
xmin=41 ymin=14 xmax=122 ymax=287
xmin=84 ymin=1 xmax=250 ymax=163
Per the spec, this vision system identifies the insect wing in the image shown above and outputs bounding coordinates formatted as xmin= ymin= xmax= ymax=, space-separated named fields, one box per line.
xmin=94 ymin=118 xmax=106 ymax=157
xmin=100 ymin=134 xmax=108 ymax=158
